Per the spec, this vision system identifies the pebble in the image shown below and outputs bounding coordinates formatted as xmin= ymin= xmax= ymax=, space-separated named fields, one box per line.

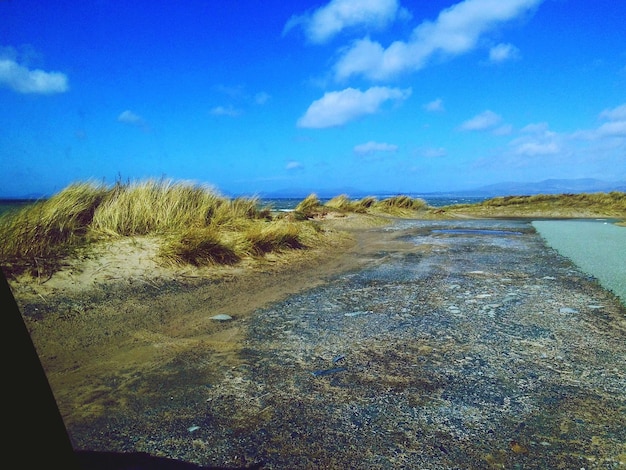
xmin=210 ymin=314 xmax=233 ymax=321
xmin=345 ymin=311 xmax=369 ymax=317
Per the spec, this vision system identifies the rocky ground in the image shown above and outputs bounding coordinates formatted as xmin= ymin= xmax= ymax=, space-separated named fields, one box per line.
xmin=14 ymin=218 xmax=626 ymax=469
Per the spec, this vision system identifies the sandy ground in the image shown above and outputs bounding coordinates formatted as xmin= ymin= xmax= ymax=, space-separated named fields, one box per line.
xmin=9 ymin=213 xmax=626 ymax=469
xmin=10 ymin=214 xmax=402 ymax=425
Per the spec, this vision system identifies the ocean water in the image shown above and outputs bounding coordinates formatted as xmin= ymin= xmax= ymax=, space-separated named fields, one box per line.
xmin=532 ymin=220 xmax=626 ymax=305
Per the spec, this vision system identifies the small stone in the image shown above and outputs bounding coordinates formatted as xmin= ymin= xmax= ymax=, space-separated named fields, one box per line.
xmin=345 ymin=311 xmax=368 ymax=317
xmin=211 ymin=314 xmax=233 ymax=321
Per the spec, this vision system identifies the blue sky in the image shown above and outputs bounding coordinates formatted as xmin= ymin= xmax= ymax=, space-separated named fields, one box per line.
xmin=1 ymin=0 xmax=625 ymax=197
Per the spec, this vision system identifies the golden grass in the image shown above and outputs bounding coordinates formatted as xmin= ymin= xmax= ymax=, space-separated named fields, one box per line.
xmin=443 ymin=191 xmax=626 ymax=217
xmin=294 ymin=193 xmax=326 ymax=219
xmin=0 ymin=179 xmax=325 ymax=276
xmin=5 ymin=179 xmax=620 ymax=278
xmin=0 ymin=182 xmax=109 ymax=275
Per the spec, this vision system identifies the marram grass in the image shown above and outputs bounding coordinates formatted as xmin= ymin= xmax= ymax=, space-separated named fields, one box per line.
xmin=0 ymin=179 xmax=324 ymax=277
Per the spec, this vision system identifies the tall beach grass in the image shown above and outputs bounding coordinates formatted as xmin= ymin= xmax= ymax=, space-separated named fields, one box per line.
xmin=0 ymin=179 xmax=319 ymax=277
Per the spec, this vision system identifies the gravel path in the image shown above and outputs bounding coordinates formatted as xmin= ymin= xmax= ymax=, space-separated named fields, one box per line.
xmin=69 ymin=219 xmax=626 ymax=469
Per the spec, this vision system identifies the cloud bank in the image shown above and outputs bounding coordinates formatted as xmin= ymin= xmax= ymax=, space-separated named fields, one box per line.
xmin=334 ymin=0 xmax=542 ymax=81
xmin=297 ymin=86 xmax=411 ymax=128
xmin=0 ymin=57 xmax=68 ymax=94
xmin=284 ymin=0 xmax=407 ymax=44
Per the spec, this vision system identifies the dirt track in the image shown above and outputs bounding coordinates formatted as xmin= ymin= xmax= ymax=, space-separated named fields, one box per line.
xmin=13 ymin=218 xmax=626 ymax=469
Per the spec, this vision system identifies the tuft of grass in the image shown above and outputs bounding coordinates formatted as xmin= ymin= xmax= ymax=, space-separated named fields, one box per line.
xmin=371 ymin=195 xmax=428 ymax=215
xmin=90 ymin=179 xmax=230 ymax=236
xmin=294 ymin=193 xmax=326 ymax=219
xmin=325 ymin=194 xmax=356 ymax=212
xmin=159 ymin=227 xmax=240 ymax=266
xmin=243 ymin=220 xmax=306 ymax=256
xmin=0 ymin=178 xmax=331 ymax=277
xmin=354 ymin=196 xmax=378 ymax=212
xmin=0 ymin=181 xmax=109 ymax=275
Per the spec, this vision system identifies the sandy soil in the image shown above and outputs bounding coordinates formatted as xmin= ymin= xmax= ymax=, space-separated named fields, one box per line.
xmin=9 ymin=213 xmax=626 ymax=469
xmin=10 ymin=214 xmax=407 ymax=426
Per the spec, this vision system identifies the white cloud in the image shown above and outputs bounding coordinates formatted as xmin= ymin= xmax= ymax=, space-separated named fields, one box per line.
xmin=354 ymin=141 xmax=398 ymax=155
xmin=599 ymin=103 xmax=626 ymax=121
xmin=488 ymin=43 xmax=520 ymax=63
xmin=424 ymin=98 xmax=445 ymax=112
xmin=510 ymin=122 xmax=562 ymax=156
xmin=286 ymin=161 xmax=304 ymax=171
xmin=570 ymin=105 xmax=626 ymax=140
xmin=210 ymin=105 xmax=242 ymax=117
xmin=0 ymin=57 xmax=68 ymax=94
xmin=297 ymin=86 xmax=412 ymax=128
xmin=334 ymin=0 xmax=542 ymax=81
xmin=117 ymin=110 xmax=144 ymax=125
xmin=513 ymin=141 xmax=561 ymax=156
xmin=460 ymin=110 xmax=502 ymax=131
xmin=284 ymin=0 xmax=406 ymax=44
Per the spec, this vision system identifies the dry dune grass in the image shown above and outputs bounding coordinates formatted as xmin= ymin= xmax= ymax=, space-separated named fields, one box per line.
xmin=0 ymin=179 xmax=323 ymax=278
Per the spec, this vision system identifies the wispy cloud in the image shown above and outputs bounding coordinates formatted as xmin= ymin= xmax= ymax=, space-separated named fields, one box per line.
xmin=297 ymin=86 xmax=411 ymax=128
xmin=419 ymin=146 xmax=447 ymax=158
xmin=460 ymin=110 xmax=502 ymax=131
xmin=286 ymin=161 xmax=305 ymax=171
xmin=599 ymin=103 xmax=626 ymax=121
xmin=334 ymin=0 xmax=542 ymax=81
xmin=509 ymin=122 xmax=562 ymax=156
xmin=424 ymin=98 xmax=445 ymax=113
xmin=354 ymin=141 xmax=398 ymax=155
xmin=488 ymin=43 xmax=520 ymax=63
xmin=0 ymin=57 xmax=68 ymax=94
xmin=573 ymin=103 xmax=626 ymax=140
xmin=210 ymin=105 xmax=242 ymax=117
xmin=255 ymin=92 xmax=271 ymax=105
xmin=284 ymin=0 xmax=408 ymax=44
xmin=117 ymin=110 xmax=150 ymax=131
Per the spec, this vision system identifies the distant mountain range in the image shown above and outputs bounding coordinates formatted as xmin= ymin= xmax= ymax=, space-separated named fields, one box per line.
xmin=454 ymin=178 xmax=626 ymax=197
xmin=262 ymin=178 xmax=626 ymax=199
